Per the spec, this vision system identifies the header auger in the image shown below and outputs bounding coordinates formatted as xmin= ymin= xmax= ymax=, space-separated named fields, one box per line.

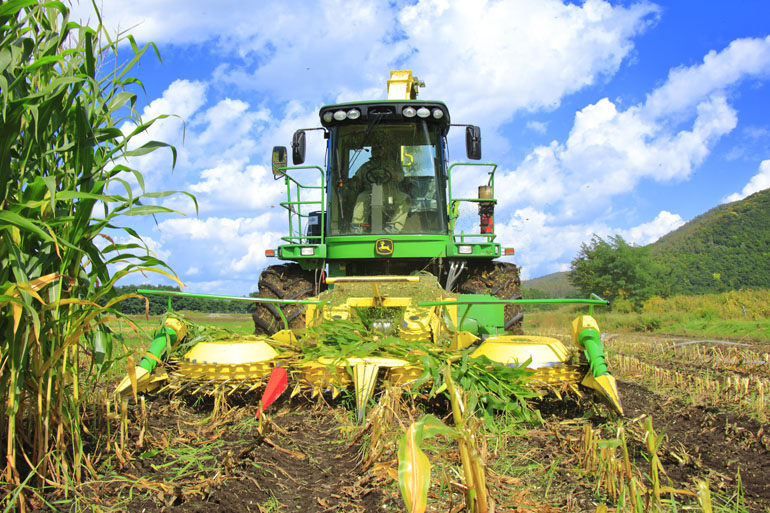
xmin=117 ymin=71 xmax=623 ymax=418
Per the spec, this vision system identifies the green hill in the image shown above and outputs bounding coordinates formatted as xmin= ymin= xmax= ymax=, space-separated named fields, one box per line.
xmin=647 ymin=188 xmax=770 ymax=294
xmin=522 ymin=271 xmax=578 ymax=298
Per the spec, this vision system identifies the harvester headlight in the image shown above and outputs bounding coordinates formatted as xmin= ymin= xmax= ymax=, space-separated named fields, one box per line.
xmin=402 ymin=106 xmax=416 ymax=118
xmin=323 ymin=112 xmax=334 ymax=123
xmin=458 ymin=245 xmax=473 ymax=254
xmin=432 ymin=108 xmax=444 ymax=119
xmin=346 ymin=109 xmax=361 ymax=120
xmin=300 ymin=247 xmax=315 ymax=256
xmin=416 ymin=107 xmax=430 ymax=118
xmin=333 ymin=110 xmax=347 ymax=121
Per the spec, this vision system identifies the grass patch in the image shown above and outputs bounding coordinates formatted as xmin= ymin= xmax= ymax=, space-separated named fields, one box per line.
xmin=524 ymin=288 xmax=770 ymax=342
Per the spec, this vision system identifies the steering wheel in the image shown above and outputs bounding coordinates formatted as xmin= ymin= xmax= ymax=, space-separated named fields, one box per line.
xmin=365 ymin=167 xmax=391 ymax=185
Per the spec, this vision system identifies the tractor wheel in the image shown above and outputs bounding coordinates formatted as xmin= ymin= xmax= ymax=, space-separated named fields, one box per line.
xmin=252 ymin=264 xmax=317 ymax=336
xmin=457 ymin=261 xmax=523 ymax=334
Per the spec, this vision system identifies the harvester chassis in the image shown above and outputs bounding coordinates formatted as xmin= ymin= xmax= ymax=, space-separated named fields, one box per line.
xmin=252 ymin=260 xmax=524 ymax=336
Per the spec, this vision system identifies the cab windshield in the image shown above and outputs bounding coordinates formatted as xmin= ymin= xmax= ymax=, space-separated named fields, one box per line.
xmin=328 ymin=121 xmax=446 ymax=236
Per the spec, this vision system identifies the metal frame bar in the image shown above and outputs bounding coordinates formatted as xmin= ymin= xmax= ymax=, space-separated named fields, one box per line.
xmin=446 ymin=162 xmax=497 ymax=243
xmin=278 ymin=165 xmax=326 ymax=245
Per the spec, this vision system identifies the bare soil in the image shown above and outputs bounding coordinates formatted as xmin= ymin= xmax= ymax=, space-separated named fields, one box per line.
xmin=68 ymin=395 xmax=398 ymax=513
xmin=27 ymin=334 xmax=770 ymax=512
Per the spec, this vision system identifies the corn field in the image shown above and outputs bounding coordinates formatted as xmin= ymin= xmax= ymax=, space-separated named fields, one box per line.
xmin=3 ymin=2 xmax=770 ymax=513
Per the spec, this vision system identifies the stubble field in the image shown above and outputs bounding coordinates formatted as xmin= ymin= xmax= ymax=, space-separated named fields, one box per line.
xmin=31 ymin=311 xmax=770 ymax=513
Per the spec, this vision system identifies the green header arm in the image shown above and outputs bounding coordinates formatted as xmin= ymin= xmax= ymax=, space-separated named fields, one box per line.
xmin=417 ymin=297 xmax=610 ymax=332
xmin=136 ymin=289 xmax=322 ymax=331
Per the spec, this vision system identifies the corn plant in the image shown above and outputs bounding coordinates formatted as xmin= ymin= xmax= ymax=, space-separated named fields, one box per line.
xmin=0 ymin=0 xmax=193 ymax=500
xmin=397 ymin=367 xmax=491 ymax=513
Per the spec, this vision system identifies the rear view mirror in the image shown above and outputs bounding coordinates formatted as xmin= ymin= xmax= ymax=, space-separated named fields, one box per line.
xmin=272 ymin=146 xmax=287 ymax=178
xmin=292 ymin=130 xmax=306 ymax=165
xmin=466 ymin=125 xmax=481 ymax=160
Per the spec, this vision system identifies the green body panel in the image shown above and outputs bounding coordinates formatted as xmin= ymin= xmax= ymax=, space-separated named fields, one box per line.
xmin=325 ymin=235 xmax=448 ymax=260
xmin=456 ymin=294 xmax=504 ymax=335
xmin=279 ymin=238 xmax=503 ymax=264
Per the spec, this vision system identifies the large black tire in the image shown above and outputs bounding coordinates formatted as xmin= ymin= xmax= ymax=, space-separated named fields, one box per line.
xmin=252 ymin=264 xmax=316 ymax=335
xmin=457 ymin=261 xmax=523 ymax=334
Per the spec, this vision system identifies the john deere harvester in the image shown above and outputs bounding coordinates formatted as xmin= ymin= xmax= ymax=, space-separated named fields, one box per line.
xmin=252 ymin=70 xmax=522 ymax=336
xmin=117 ymin=71 xmax=622 ymax=418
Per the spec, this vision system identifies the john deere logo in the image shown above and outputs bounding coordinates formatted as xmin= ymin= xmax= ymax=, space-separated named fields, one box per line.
xmin=375 ymin=238 xmax=394 ymax=256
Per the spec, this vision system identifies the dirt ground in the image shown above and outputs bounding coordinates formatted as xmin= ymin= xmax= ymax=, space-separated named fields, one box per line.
xmin=27 ymin=334 xmax=770 ymax=512
xmin=68 ymin=395 xmax=399 ymax=513
xmin=619 ymin=380 xmax=770 ymax=510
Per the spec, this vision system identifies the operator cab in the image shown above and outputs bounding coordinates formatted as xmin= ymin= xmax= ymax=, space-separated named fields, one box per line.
xmin=315 ymin=101 xmax=461 ymax=237
xmin=328 ymin=120 xmax=445 ymax=235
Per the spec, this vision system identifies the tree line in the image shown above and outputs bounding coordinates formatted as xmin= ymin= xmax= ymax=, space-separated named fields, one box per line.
xmin=568 ymin=229 xmax=770 ymax=311
xmin=112 ymin=285 xmax=257 ymax=315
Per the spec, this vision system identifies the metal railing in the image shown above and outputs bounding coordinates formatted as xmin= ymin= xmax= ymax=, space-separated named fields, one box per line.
xmin=278 ymin=165 xmax=326 ymax=245
xmin=446 ymin=162 xmax=497 ymax=243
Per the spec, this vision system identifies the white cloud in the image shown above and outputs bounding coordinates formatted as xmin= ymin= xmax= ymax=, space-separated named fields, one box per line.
xmin=723 ymin=160 xmax=770 ymax=203
xmin=79 ymin=1 xmax=658 ymax=144
xmin=186 ymin=161 xmax=287 ymax=211
xmin=526 ymin=121 xmax=548 ymax=135
xmin=494 ymin=207 xmax=683 ymax=279
xmin=158 ymin=215 xmax=278 ymax=243
xmin=645 ymin=36 xmax=770 ymax=119
xmin=494 ymin=207 xmax=611 ymax=280
xmin=400 ymin=0 xmax=658 ymax=125
xmin=501 ymin=35 xmax=770 ymax=221
xmin=118 ymin=79 xmax=208 ymax=186
xmin=70 ymin=0 xmax=253 ymax=45
xmin=620 ymin=211 xmax=684 ymax=245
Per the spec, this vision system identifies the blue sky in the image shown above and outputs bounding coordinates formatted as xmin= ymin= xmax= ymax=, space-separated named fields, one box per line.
xmin=70 ymin=0 xmax=770 ymax=295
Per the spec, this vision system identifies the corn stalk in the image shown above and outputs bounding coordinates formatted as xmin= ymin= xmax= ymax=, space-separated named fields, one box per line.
xmin=0 ymin=0 xmax=193 ymax=501
xmin=397 ymin=367 xmax=492 ymax=513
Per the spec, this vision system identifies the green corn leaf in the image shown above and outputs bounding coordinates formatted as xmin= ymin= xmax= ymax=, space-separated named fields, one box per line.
xmin=0 ymin=0 xmax=37 ymax=18
xmin=0 ymin=211 xmax=54 ymax=241
xmin=123 ymin=140 xmax=177 ymax=168
xmin=124 ymin=205 xmax=183 ymax=216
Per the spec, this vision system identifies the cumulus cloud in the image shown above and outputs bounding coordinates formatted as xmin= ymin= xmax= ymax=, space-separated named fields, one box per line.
xmin=644 ymin=36 xmax=770 ymax=119
xmin=78 ymin=1 xmax=658 ymax=139
xmin=399 ymin=0 xmax=658 ymax=124
xmin=118 ymin=79 xmax=208 ymax=186
xmin=620 ymin=211 xmax=684 ymax=245
xmin=723 ymin=160 xmax=770 ymax=203
xmin=495 ymin=207 xmax=683 ymax=279
xmin=153 ymin=216 xmax=285 ymax=292
xmin=494 ymin=207 xmax=611 ymax=280
xmin=500 ymin=35 xmax=770 ymax=222
xmin=187 ymin=161 xmax=286 ymax=211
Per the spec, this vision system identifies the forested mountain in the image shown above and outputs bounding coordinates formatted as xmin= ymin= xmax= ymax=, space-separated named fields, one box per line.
xmin=521 ymin=271 xmax=578 ymax=298
xmin=648 ymin=188 xmax=770 ymax=294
